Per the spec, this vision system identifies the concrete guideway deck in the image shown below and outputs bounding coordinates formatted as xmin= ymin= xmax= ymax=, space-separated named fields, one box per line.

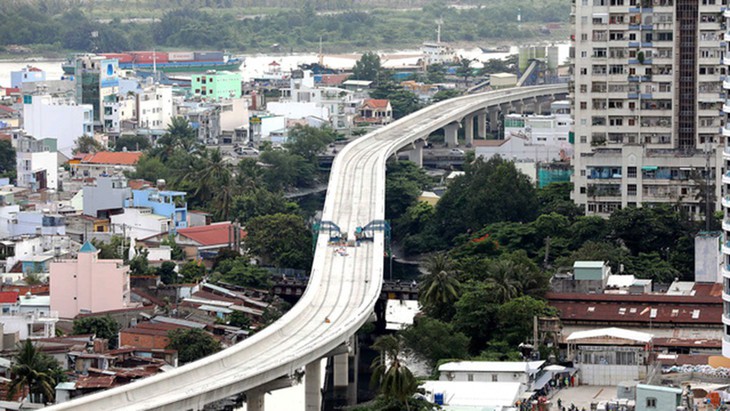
xmin=45 ymin=84 xmax=567 ymax=411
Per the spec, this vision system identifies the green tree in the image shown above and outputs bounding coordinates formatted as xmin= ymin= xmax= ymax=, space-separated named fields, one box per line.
xmin=73 ymin=135 xmax=104 ymax=154
xmin=0 ymin=140 xmax=16 ymax=180
xmin=537 ymin=182 xmax=583 ymax=220
xmin=285 ymin=124 xmax=338 ymax=162
xmin=128 ymin=249 xmax=152 ymax=275
xmin=497 ymin=296 xmax=557 ymax=346
xmin=419 ymin=253 xmax=460 ymax=321
xmin=91 ymin=236 xmax=125 ymax=260
xmin=258 ymin=150 xmax=317 ymax=190
xmin=432 ymin=156 xmax=538 ymax=243
xmin=352 ymin=51 xmax=381 ymax=81
xmin=72 ymin=316 xmax=121 ymax=349
xmin=245 ymin=213 xmax=313 ymax=270
xmin=370 ymin=335 xmax=418 ymax=410
xmin=231 ymin=188 xmax=299 ymax=224
xmin=555 ymin=241 xmax=630 ymax=273
xmin=156 ymin=261 xmax=178 ymax=284
xmin=180 ymin=148 xmax=236 ymax=219
xmin=179 ymin=260 xmax=206 ymax=283
xmin=484 ymin=259 xmax=521 ymax=304
xmin=167 ymin=328 xmax=221 ymax=364
xmin=7 ymin=340 xmax=63 ymax=403
xmin=153 ymin=116 xmax=198 ymax=161
xmin=209 ymin=257 xmax=271 ymax=288
xmin=452 ymin=282 xmax=501 ymax=353
xmin=115 ymin=134 xmax=151 ymax=152
xmin=385 ymin=161 xmax=432 ymax=220
xmin=227 ymin=311 xmax=251 ymax=329
xmin=456 ymin=57 xmax=474 ymax=85
xmin=431 ymin=89 xmax=461 ymax=103
xmin=127 ymin=154 xmax=171 ymax=183
xmin=400 ymin=317 xmax=469 ymax=369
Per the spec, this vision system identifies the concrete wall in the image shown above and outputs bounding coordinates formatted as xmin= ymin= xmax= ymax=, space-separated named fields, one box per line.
xmin=110 ymin=208 xmax=170 ymax=241
xmin=635 ymin=384 xmax=681 ymax=411
xmin=695 ymin=232 xmax=721 ymax=283
xmin=82 ymin=177 xmax=130 ymax=218
xmin=50 ymin=251 xmax=130 ymax=318
xmin=578 ymin=363 xmax=645 ymax=386
xmin=23 ymin=95 xmax=93 ymax=156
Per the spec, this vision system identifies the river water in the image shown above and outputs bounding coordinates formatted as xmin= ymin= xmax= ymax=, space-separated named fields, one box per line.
xmin=0 ymin=43 xmax=569 ymax=87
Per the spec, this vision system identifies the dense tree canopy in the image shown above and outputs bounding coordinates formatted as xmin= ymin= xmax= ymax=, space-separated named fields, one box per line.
xmin=73 ymin=316 xmax=121 ymax=348
xmin=245 ymin=213 xmax=313 ymax=270
xmin=167 ymin=328 xmax=221 ymax=364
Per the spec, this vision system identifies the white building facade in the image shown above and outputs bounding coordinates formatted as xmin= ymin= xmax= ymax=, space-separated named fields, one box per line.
xmin=571 ymin=0 xmax=724 ymax=217
xmin=22 ymin=94 xmax=93 ymax=156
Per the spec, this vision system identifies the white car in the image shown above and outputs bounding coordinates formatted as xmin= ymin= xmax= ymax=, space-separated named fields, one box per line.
xmin=449 ymin=148 xmax=465 ymax=155
xmin=235 ymin=147 xmax=260 ymax=156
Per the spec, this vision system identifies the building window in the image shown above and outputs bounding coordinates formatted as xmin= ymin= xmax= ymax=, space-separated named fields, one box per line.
xmin=468 ymin=374 xmax=474 ymax=381
xmin=580 ymin=102 xmax=587 ymax=109
xmin=491 ymin=374 xmax=497 ymax=382
xmin=627 ymin=167 xmax=637 ymax=178
xmin=646 ymin=398 xmax=657 ymax=408
xmin=580 ymin=135 xmax=587 ymax=143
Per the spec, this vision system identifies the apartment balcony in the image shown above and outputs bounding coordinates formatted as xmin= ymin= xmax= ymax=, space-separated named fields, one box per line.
xmin=723 ymin=100 xmax=730 ymax=113
xmin=722 ymin=56 xmax=730 ymax=66
xmin=722 ymin=126 xmax=730 ymax=139
xmin=722 ymin=219 xmax=730 ymax=232
xmin=723 ymin=312 xmax=730 ymax=327
xmin=722 ymin=195 xmax=730 ymax=208
xmin=723 ymin=171 xmax=730 ymax=185
xmin=725 ymin=9 xmax=730 ymax=18
xmin=723 ymin=77 xmax=730 ymax=90
xmin=722 ymin=264 xmax=730 ymax=280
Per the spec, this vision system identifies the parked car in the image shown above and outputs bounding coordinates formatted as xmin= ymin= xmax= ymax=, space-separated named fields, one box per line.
xmin=235 ymin=147 xmax=260 ymax=156
xmin=449 ymin=148 xmax=465 ymax=155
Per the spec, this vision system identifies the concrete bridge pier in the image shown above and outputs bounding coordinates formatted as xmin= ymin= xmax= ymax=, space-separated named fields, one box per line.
xmin=407 ymin=140 xmax=425 ymax=167
xmin=444 ymin=122 xmax=460 ymax=147
xmin=246 ymin=388 xmax=265 ymax=411
xmin=305 ymin=361 xmax=322 ymax=411
xmin=463 ymin=114 xmax=475 ymax=147
xmin=477 ymin=110 xmax=487 ymax=139
xmin=488 ymin=107 xmax=499 ymax=133
xmin=511 ymin=100 xmax=524 ymax=114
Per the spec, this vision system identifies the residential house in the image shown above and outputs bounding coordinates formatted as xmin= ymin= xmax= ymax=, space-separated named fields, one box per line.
xmin=191 ymin=71 xmax=242 ymax=101
xmin=356 ymin=99 xmax=393 ymax=125
xmin=16 ymin=144 xmax=58 ymax=192
xmin=110 ymin=187 xmax=188 ymax=240
xmin=139 ymin=222 xmax=244 ymax=259
xmin=50 ymin=241 xmax=133 ymax=319
xmin=80 ymin=175 xmax=131 ymax=230
xmin=10 ymin=66 xmax=46 ymax=89
xmin=70 ymin=151 xmax=143 ymax=180
xmin=0 ymin=292 xmax=57 ymax=339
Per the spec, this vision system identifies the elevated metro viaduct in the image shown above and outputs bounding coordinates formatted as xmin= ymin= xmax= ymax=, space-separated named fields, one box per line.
xmin=46 ymin=84 xmax=568 ymax=411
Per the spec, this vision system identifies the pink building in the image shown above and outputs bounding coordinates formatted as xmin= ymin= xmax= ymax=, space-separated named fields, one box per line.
xmin=50 ymin=242 xmax=131 ymax=319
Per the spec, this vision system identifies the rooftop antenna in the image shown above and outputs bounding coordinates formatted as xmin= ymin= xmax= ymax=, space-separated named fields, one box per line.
xmin=318 ymin=35 xmax=324 ymax=67
xmin=435 ymin=19 xmax=443 ymax=43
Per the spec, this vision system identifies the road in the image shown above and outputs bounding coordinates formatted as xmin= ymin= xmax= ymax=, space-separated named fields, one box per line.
xmin=45 ymin=84 xmax=567 ymax=411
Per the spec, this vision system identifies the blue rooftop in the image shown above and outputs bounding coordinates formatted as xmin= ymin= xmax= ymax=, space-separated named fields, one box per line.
xmin=79 ymin=241 xmax=97 ymax=253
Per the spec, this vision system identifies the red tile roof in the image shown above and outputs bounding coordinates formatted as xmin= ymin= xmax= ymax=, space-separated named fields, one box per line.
xmin=177 ymin=222 xmax=246 ymax=246
xmin=81 ymin=151 xmax=143 ymax=166
xmin=75 ymin=375 xmax=116 ymax=389
xmin=128 ymin=179 xmax=152 ymax=190
xmin=0 ymin=106 xmax=16 ymax=114
xmin=363 ymin=99 xmax=390 ymax=109
xmin=0 ymin=291 xmax=18 ymax=304
xmin=319 ymin=74 xmax=350 ymax=86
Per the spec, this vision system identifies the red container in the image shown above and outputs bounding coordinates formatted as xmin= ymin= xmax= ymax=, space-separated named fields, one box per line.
xmin=131 ymin=52 xmax=169 ymax=64
xmin=102 ymin=53 xmax=134 ymax=63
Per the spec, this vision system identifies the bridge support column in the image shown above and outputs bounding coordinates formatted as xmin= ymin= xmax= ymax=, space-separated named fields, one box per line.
xmin=305 ymin=361 xmax=322 ymax=411
xmin=477 ymin=111 xmax=487 ymax=139
xmin=444 ymin=122 xmax=459 ymax=147
xmin=407 ymin=140 xmax=425 ymax=167
xmin=464 ymin=114 xmax=475 ymax=147
xmin=334 ymin=352 xmax=348 ymax=388
xmin=348 ymin=335 xmax=359 ymax=406
xmin=488 ymin=108 xmax=499 ymax=133
xmin=246 ymin=388 xmax=265 ymax=411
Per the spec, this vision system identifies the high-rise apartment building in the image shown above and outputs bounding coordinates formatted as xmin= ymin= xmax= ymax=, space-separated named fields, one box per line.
xmin=571 ymin=0 xmax=725 ymax=217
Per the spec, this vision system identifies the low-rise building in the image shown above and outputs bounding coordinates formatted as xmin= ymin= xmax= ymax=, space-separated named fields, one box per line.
xmin=22 ymin=94 xmax=93 ymax=156
xmin=71 ymin=152 xmax=143 ymax=180
xmin=139 ymin=221 xmax=244 ymax=259
xmin=635 ymin=384 xmax=683 ymax=411
xmin=566 ymin=327 xmax=653 ymax=386
xmin=50 ymin=241 xmax=133 ymax=319
xmin=191 ymin=71 xmax=241 ymax=101
xmin=356 ymin=99 xmax=393 ymax=125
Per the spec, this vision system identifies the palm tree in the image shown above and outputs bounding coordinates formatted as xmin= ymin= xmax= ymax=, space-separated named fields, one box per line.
xmin=419 ymin=253 xmax=460 ymax=309
xmin=180 ymin=148 xmax=237 ymax=218
xmin=370 ymin=335 xmax=417 ymax=410
xmin=7 ymin=340 xmax=60 ymax=404
xmin=485 ymin=260 xmax=521 ymax=303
